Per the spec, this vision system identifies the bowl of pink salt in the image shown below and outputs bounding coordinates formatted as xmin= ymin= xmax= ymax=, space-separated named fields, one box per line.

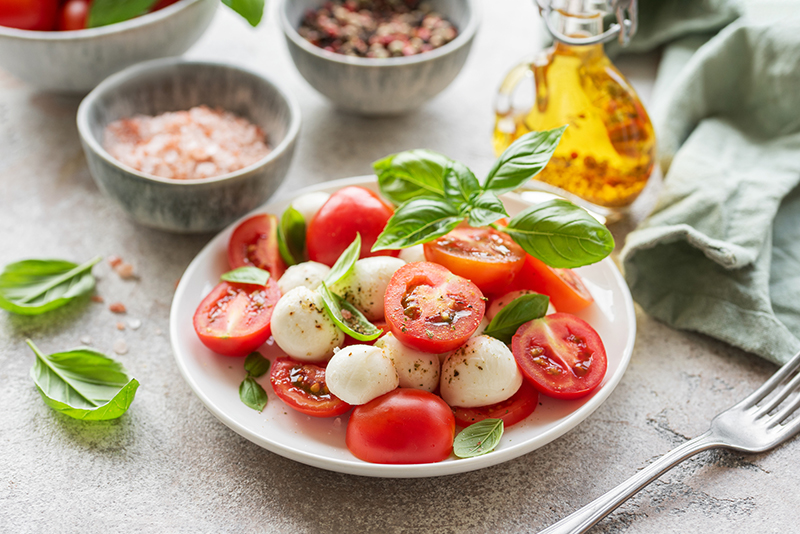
xmin=77 ymin=57 xmax=301 ymax=233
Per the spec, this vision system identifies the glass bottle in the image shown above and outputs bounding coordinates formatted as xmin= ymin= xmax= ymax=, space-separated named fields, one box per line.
xmin=493 ymin=0 xmax=655 ymax=215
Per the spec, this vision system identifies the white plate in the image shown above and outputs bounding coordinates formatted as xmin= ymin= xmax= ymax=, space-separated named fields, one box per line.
xmin=170 ymin=176 xmax=636 ymax=478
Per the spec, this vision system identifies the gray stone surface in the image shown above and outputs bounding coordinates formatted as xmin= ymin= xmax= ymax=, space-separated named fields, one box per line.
xmin=1 ymin=1 xmax=798 ymax=532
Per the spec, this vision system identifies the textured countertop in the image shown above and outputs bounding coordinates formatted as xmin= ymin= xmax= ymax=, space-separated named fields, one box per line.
xmin=1 ymin=1 xmax=797 ymax=532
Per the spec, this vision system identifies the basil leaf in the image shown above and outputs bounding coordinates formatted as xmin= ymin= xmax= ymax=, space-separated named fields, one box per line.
xmin=0 ymin=257 xmax=101 ymax=315
xmin=27 ymin=340 xmax=139 ymax=421
xmin=443 ymin=161 xmax=481 ymax=205
xmin=318 ymin=283 xmax=382 ymax=341
xmin=244 ymin=352 xmax=270 ymax=378
xmin=372 ymin=198 xmax=462 ymax=251
xmin=222 ymin=0 xmax=265 ymax=26
xmin=220 ymin=266 xmax=270 ymax=286
xmin=374 ymin=149 xmax=450 ymax=204
xmin=483 ymin=294 xmax=550 ymax=344
xmin=503 ymin=199 xmax=614 ymax=268
xmin=324 ymin=234 xmax=361 ymax=287
xmin=277 ymin=206 xmax=306 ymax=266
xmin=87 ymin=0 xmax=158 ymax=27
xmin=239 ymin=377 xmax=269 ymax=412
xmin=464 ymin=192 xmax=509 ymax=228
xmin=482 ymin=126 xmax=567 ymax=195
xmin=453 ymin=418 xmax=504 ymax=458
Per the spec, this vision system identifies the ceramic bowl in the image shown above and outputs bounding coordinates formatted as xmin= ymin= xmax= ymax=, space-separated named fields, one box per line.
xmin=0 ymin=0 xmax=217 ymax=93
xmin=278 ymin=0 xmax=479 ymax=115
xmin=77 ymin=58 xmax=301 ymax=234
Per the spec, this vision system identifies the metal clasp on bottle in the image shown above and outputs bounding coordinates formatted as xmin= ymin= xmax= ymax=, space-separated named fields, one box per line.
xmin=536 ymin=0 xmax=638 ymax=46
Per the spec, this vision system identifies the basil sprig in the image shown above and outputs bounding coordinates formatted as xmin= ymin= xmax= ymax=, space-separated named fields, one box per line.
xmin=239 ymin=352 xmax=270 ymax=412
xmin=27 ymin=340 xmax=139 ymax=421
xmin=483 ymin=294 xmax=550 ymax=344
xmin=0 ymin=257 xmax=102 ymax=315
xmin=453 ymin=418 xmax=504 ymax=458
xmin=318 ymin=283 xmax=383 ymax=342
xmin=373 ymin=149 xmax=449 ymax=204
xmin=221 ymin=266 xmax=270 ymax=286
xmin=276 ymin=206 xmax=307 ymax=267
xmin=324 ymin=234 xmax=361 ymax=287
xmin=88 ymin=0 xmax=265 ymax=28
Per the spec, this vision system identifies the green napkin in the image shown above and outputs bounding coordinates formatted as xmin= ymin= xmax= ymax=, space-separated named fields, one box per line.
xmin=619 ymin=6 xmax=800 ymax=364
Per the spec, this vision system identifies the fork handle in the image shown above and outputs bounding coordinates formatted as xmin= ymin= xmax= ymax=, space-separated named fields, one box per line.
xmin=538 ymin=431 xmax=721 ymax=534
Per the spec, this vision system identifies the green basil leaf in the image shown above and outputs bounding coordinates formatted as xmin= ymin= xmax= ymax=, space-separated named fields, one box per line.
xmin=277 ymin=206 xmax=306 ymax=266
xmin=244 ymin=352 xmax=270 ymax=378
xmin=0 ymin=257 xmax=101 ymax=315
xmin=373 ymin=149 xmax=450 ymax=204
xmin=239 ymin=377 xmax=269 ymax=412
xmin=220 ymin=266 xmax=270 ymax=286
xmin=503 ymin=199 xmax=614 ymax=268
xmin=483 ymin=293 xmax=550 ymax=344
xmin=443 ymin=161 xmax=481 ymax=206
xmin=87 ymin=0 xmax=158 ymax=27
xmin=324 ymin=234 xmax=361 ymax=287
xmin=453 ymin=418 xmax=504 ymax=458
xmin=222 ymin=0 xmax=265 ymax=26
xmin=464 ymin=192 xmax=509 ymax=228
xmin=372 ymin=198 xmax=462 ymax=251
xmin=318 ymin=283 xmax=382 ymax=341
xmin=482 ymin=126 xmax=567 ymax=195
xmin=27 ymin=340 xmax=139 ymax=421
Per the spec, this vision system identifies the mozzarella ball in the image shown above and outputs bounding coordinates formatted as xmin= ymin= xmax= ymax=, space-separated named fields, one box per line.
xmin=278 ymin=261 xmax=331 ymax=294
xmin=326 ymin=345 xmax=399 ymax=405
xmin=271 ymin=287 xmax=344 ymax=362
xmin=398 ymin=244 xmax=426 ymax=264
xmin=330 ymin=256 xmax=406 ymax=321
xmin=375 ymin=333 xmax=440 ymax=392
xmin=487 ymin=289 xmax=556 ymax=321
xmin=440 ymin=335 xmax=523 ymax=408
xmin=290 ymin=191 xmax=330 ymax=224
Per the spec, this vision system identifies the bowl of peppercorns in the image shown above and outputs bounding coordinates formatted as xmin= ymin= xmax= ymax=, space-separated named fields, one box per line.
xmin=278 ymin=0 xmax=479 ymax=116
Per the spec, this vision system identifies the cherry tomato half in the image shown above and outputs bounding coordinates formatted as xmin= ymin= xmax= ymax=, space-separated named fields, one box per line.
xmin=511 ymin=313 xmax=607 ymax=400
xmin=0 ymin=0 xmax=59 ymax=30
xmin=192 ymin=280 xmax=280 ymax=357
xmin=346 ymin=389 xmax=455 ymax=464
xmin=452 ymin=380 xmax=539 ymax=428
xmin=423 ymin=227 xmax=525 ymax=294
xmin=384 ymin=262 xmax=485 ymax=353
xmin=270 ymin=358 xmax=351 ymax=418
xmin=150 ymin=0 xmax=181 ymax=11
xmin=506 ymin=254 xmax=593 ymax=313
xmin=228 ymin=214 xmax=287 ymax=279
xmin=306 ymin=186 xmax=399 ymax=266
xmin=57 ymin=0 xmax=89 ymax=30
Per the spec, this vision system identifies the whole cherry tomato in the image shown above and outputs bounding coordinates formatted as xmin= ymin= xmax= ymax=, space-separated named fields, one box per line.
xmin=0 ymin=0 xmax=59 ymax=30
xmin=57 ymin=0 xmax=89 ymax=31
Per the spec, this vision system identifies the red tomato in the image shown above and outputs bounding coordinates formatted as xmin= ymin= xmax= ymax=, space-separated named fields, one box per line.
xmin=57 ymin=0 xmax=89 ymax=31
xmin=306 ymin=186 xmax=399 ymax=266
xmin=452 ymin=380 xmax=539 ymax=428
xmin=346 ymin=389 xmax=455 ymax=464
xmin=0 ymin=0 xmax=58 ymax=30
xmin=384 ymin=262 xmax=485 ymax=353
xmin=150 ymin=0 xmax=180 ymax=11
xmin=423 ymin=227 xmax=525 ymax=294
xmin=511 ymin=313 xmax=607 ymax=400
xmin=270 ymin=358 xmax=351 ymax=418
xmin=506 ymin=254 xmax=593 ymax=313
xmin=192 ymin=280 xmax=280 ymax=357
xmin=228 ymin=214 xmax=287 ymax=279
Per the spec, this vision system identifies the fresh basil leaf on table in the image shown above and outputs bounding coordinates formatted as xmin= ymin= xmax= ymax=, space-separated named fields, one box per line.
xmin=482 ymin=126 xmax=567 ymax=195
xmin=373 ymin=149 xmax=450 ymax=204
xmin=88 ymin=0 xmax=158 ymax=28
xmin=483 ymin=293 xmax=550 ymax=344
xmin=276 ymin=206 xmax=306 ymax=266
xmin=239 ymin=352 xmax=270 ymax=412
xmin=26 ymin=340 xmax=139 ymax=421
xmin=503 ymin=199 xmax=615 ymax=268
xmin=324 ymin=234 xmax=361 ymax=287
xmin=371 ymin=198 xmax=462 ymax=251
xmin=222 ymin=0 xmax=265 ymax=27
xmin=220 ymin=266 xmax=271 ymax=286
xmin=318 ymin=283 xmax=383 ymax=342
xmin=453 ymin=418 xmax=504 ymax=458
xmin=0 ymin=257 xmax=102 ymax=315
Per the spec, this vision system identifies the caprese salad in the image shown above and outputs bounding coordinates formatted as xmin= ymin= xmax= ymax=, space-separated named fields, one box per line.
xmin=191 ymin=127 xmax=615 ymax=465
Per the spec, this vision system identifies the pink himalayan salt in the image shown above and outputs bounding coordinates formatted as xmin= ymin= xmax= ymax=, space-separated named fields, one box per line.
xmin=103 ymin=106 xmax=271 ymax=181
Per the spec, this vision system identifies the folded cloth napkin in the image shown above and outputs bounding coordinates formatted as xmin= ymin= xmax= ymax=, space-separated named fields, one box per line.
xmin=619 ymin=2 xmax=800 ymax=364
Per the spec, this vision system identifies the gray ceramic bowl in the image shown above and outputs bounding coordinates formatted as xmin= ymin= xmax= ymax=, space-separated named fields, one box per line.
xmin=0 ymin=0 xmax=217 ymax=93
xmin=278 ymin=0 xmax=479 ymax=115
xmin=77 ymin=58 xmax=301 ymax=234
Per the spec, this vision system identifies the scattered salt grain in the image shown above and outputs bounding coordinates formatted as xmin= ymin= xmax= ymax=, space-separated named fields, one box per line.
xmin=107 ymin=255 xmax=123 ymax=267
xmin=109 ymin=302 xmax=127 ymax=314
xmin=114 ymin=262 xmax=136 ymax=279
xmin=116 ymin=322 xmax=126 ymax=331
xmin=113 ymin=339 xmax=128 ymax=355
xmin=128 ymin=318 xmax=142 ymax=330
xmin=80 ymin=335 xmax=92 ymax=345
xmin=91 ymin=295 xmax=104 ymax=303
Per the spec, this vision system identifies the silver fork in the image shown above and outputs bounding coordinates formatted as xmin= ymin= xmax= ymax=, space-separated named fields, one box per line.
xmin=539 ymin=349 xmax=800 ymax=534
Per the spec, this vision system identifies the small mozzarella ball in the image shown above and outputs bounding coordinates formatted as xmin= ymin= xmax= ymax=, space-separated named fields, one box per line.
xmin=487 ymin=289 xmax=556 ymax=321
xmin=289 ymin=191 xmax=330 ymax=223
xmin=440 ymin=335 xmax=523 ymax=408
xmin=470 ymin=316 xmax=490 ymax=338
xmin=375 ymin=333 xmax=440 ymax=392
xmin=278 ymin=261 xmax=331 ymax=294
xmin=271 ymin=287 xmax=344 ymax=362
xmin=326 ymin=344 xmax=399 ymax=405
xmin=330 ymin=256 xmax=406 ymax=321
xmin=398 ymin=244 xmax=426 ymax=264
